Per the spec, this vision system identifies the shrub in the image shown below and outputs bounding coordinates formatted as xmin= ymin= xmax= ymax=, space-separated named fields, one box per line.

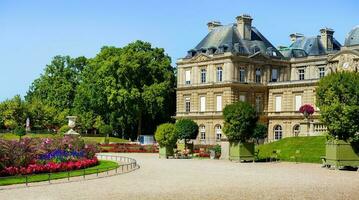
xmin=253 ymin=123 xmax=268 ymax=144
xmin=58 ymin=125 xmax=70 ymax=134
xmin=223 ymin=101 xmax=258 ymax=142
xmin=99 ymin=124 xmax=113 ymax=136
xmin=316 ymin=71 xmax=359 ymax=140
xmin=175 ymin=119 xmax=198 ymax=142
xmin=155 ymin=123 xmax=178 ymax=148
xmin=14 ymin=126 xmax=26 ymax=140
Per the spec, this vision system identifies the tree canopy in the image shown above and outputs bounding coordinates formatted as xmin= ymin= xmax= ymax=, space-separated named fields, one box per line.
xmin=0 ymin=41 xmax=176 ymax=140
xmin=175 ymin=118 xmax=199 ymax=141
xmin=155 ymin=123 xmax=178 ymax=147
xmin=222 ymin=101 xmax=258 ymax=142
xmin=316 ymin=71 xmax=359 ymax=141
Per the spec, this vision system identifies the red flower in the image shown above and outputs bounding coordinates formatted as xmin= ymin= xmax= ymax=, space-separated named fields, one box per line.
xmin=299 ymin=104 xmax=314 ymax=116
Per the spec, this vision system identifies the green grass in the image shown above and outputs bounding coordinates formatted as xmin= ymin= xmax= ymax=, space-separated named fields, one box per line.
xmin=0 ymin=160 xmax=119 ymax=186
xmin=0 ymin=133 xmax=129 ymax=144
xmin=82 ymin=137 xmax=129 ymax=144
xmin=256 ymin=136 xmax=326 ymax=163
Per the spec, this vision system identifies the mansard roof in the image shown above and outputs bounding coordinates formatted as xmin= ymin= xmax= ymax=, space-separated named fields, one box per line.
xmin=345 ymin=26 xmax=359 ymax=47
xmin=280 ymin=36 xmax=341 ymax=58
xmin=186 ymin=24 xmax=283 ymax=59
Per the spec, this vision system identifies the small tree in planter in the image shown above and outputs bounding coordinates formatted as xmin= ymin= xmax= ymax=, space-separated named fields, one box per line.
xmin=155 ymin=123 xmax=178 ymax=158
xmin=223 ymin=101 xmax=258 ymax=162
xmin=99 ymin=124 xmax=113 ymax=144
xmin=316 ymin=71 xmax=359 ymax=169
xmin=175 ymin=119 xmax=198 ymax=154
xmin=253 ymin=123 xmax=268 ymax=145
xmin=299 ymin=104 xmax=315 ymax=136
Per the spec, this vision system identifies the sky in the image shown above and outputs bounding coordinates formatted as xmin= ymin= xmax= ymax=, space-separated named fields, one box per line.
xmin=0 ymin=0 xmax=358 ymax=101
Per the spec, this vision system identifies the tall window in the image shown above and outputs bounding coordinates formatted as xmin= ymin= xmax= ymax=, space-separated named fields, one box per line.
xmin=216 ymin=95 xmax=222 ymax=111
xmin=319 ymin=67 xmax=325 ymax=78
xmin=255 ymin=68 xmax=261 ymax=83
xmin=200 ymin=126 xmax=206 ymax=141
xmin=215 ymin=125 xmax=222 ymax=141
xmin=185 ymin=97 xmax=190 ymax=112
xmin=185 ymin=70 xmax=191 ymax=85
xmin=275 ymin=96 xmax=282 ymax=112
xmin=298 ymin=69 xmax=305 ymax=80
xmin=200 ymin=68 xmax=206 ymax=83
xmin=256 ymin=96 xmax=262 ymax=113
xmin=200 ymin=96 xmax=206 ymax=112
xmin=217 ymin=66 xmax=223 ymax=82
xmin=240 ymin=95 xmax=246 ymax=102
xmin=239 ymin=68 xmax=246 ymax=83
xmin=271 ymin=69 xmax=278 ymax=82
xmin=293 ymin=125 xmax=300 ymax=137
xmin=295 ymin=95 xmax=302 ymax=111
xmin=274 ymin=125 xmax=283 ymax=140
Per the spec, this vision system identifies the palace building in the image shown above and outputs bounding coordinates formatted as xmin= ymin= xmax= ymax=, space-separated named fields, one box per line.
xmin=175 ymin=14 xmax=359 ymax=144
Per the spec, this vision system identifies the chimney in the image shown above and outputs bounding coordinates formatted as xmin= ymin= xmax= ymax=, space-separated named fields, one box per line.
xmin=207 ymin=21 xmax=222 ymax=31
xmin=290 ymin=33 xmax=304 ymax=43
xmin=236 ymin=14 xmax=253 ymax=40
xmin=320 ymin=28 xmax=334 ymax=51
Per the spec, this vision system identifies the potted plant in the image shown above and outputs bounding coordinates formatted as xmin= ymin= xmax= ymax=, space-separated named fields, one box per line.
xmin=299 ymin=104 xmax=314 ymax=119
xmin=209 ymin=144 xmax=221 ymax=159
xmin=175 ymin=119 xmax=198 ymax=155
xmin=155 ymin=123 xmax=178 ymax=159
xmin=316 ymin=71 xmax=359 ymax=169
xmin=223 ymin=101 xmax=258 ymax=162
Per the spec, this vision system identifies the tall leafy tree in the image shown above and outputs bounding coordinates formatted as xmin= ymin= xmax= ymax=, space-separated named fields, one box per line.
xmin=26 ymin=56 xmax=87 ymax=111
xmin=74 ymin=41 xmax=175 ymax=138
xmin=0 ymin=95 xmax=27 ymax=129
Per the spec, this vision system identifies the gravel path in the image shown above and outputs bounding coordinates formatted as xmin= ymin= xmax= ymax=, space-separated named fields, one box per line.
xmin=1 ymin=153 xmax=358 ymax=200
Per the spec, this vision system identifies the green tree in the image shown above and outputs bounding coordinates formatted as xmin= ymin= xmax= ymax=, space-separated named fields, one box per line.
xmin=74 ymin=41 xmax=175 ymax=139
xmin=93 ymin=116 xmax=105 ymax=135
xmin=26 ymin=56 xmax=87 ymax=129
xmin=99 ymin=124 xmax=113 ymax=144
xmin=175 ymin=118 xmax=198 ymax=145
xmin=253 ymin=123 xmax=268 ymax=144
xmin=154 ymin=123 xmax=178 ymax=148
xmin=0 ymin=95 xmax=27 ymax=130
xmin=14 ymin=126 xmax=26 ymax=141
xmin=77 ymin=111 xmax=95 ymax=134
xmin=26 ymin=98 xmax=57 ymax=130
xmin=316 ymin=71 xmax=359 ymax=140
xmin=222 ymin=101 xmax=258 ymax=142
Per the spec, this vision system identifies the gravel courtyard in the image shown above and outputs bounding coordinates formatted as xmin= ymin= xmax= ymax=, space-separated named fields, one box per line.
xmin=1 ymin=153 xmax=358 ymax=200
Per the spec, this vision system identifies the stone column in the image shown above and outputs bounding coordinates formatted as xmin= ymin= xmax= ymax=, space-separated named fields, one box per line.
xmin=220 ymin=139 xmax=230 ymax=160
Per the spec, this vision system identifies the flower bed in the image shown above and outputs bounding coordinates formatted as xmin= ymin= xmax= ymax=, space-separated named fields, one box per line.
xmin=0 ymin=136 xmax=99 ymax=177
xmin=100 ymin=143 xmax=158 ymax=153
xmin=1 ymin=158 xmax=98 ymax=176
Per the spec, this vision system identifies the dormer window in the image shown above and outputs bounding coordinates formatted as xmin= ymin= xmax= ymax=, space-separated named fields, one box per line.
xmin=208 ymin=47 xmax=217 ymax=54
xmin=251 ymin=45 xmax=260 ymax=54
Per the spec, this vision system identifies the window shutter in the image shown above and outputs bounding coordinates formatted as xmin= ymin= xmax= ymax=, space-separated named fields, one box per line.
xmin=216 ymin=96 xmax=222 ymax=111
xmin=200 ymin=96 xmax=206 ymax=112
xmin=275 ymin=96 xmax=282 ymax=112
xmin=295 ymin=95 xmax=302 ymax=111
xmin=185 ymin=70 xmax=191 ymax=82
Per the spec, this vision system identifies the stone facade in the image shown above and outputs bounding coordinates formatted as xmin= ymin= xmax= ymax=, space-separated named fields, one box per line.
xmin=175 ymin=14 xmax=359 ymax=144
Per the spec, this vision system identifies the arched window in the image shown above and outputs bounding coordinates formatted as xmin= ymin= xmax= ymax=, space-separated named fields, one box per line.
xmin=274 ymin=125 xmax=282 ymax=140
xmin=199 ymin=125 xmax=206 ymax=141
xmin=293 ymin=125 xmax=300 ymax=137
xmin=215 ymin=125 xmax=222 ymax=142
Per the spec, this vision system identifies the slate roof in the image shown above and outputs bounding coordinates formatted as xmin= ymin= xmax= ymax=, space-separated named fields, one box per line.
xmin=345 ymin=26 xmax=359 ymax=47
xmin=279 ymin=36 xmax=341 ymax=58
xmin=186 ymin=24 xmax=283 ymax=59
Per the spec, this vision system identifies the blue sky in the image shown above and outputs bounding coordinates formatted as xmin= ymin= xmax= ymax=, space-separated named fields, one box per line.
xmin=0 ymin=0 xmax=358 ymax=101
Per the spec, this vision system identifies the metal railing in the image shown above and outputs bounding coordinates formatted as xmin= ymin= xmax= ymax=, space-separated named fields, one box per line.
xmin=0 ymin=154 xmax=139 ymax=188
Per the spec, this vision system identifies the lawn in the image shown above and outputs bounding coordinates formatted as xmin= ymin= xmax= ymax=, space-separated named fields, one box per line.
xmin=256 ymin=136 xmax=326 ymax=163
xmin=0 ymin=133 xmax=129 ymax=144
xmin=0 ymin=160 xmax=119 ymax=186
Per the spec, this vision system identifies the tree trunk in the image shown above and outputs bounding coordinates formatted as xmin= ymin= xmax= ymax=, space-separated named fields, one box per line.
xmin=137 ymin=114 xmax=142 ymax=139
